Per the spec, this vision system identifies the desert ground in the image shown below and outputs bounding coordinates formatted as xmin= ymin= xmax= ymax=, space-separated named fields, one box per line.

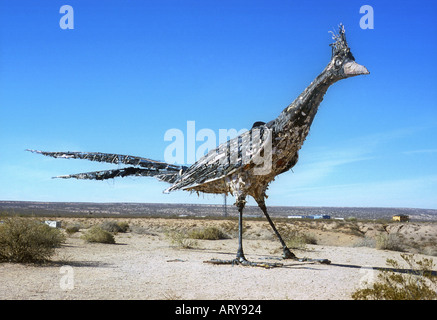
xmin=1 ymin=216 xmax=436 ymax=300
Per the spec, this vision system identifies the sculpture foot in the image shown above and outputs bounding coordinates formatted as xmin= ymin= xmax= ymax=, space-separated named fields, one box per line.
xmin=282 ymin=246 xmax=330 ymax=264
xmin=204 ymin=258 xmax=283 ymax=269
xmin=297 ymin=257 xmax=331 ymax=264
xmin=282 ymin=247 xmax=297 ymax=260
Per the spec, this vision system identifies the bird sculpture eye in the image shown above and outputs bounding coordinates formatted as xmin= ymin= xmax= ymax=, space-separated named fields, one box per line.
xmin=335 ymin=59 xmax=342 ymax=67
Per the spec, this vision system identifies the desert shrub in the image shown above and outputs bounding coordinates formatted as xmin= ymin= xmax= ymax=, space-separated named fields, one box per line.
xmin=0 ymin=217 xmax=66 ymax=263
xmin=99 ymin=220 xmax=128 ymax=233
xmin=116 ymin=221 xmax=129 ymax=233
xmin=340 ymin=222 xmax=363 ymax=237
xmin=130 ymin=225 xmax=156 ymax=235
xmin=352 ymin=254 xmax=437 ymax=300
xmin=277 ymin=223 xmax=317 ymax=250
xmin=188 ymin=227 xmax=227 ymax=240
xmin=65 ymin=224 xmax=80 ymax=235
xmin=285 ymin=230 xmax=317 ymax=249
xmin=220 ymin=220 xmax=246 ymax=238
xmin=353 ymin=237 xmax=376 ymax=248
xmin=165 ymin=229 xmax=198 ymax=249
xmin=81 ymin=226 xmax=115 ymax=244
xmin=376 ymin=234 xmax=404 ymax=251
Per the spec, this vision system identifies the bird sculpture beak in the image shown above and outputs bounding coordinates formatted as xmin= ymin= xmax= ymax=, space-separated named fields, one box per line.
xmin=343 ymin=61 xmax=370 ymax=76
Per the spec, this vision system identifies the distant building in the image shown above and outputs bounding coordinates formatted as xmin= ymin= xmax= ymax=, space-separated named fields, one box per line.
xmin=392 ymin=215 xmax=409 ymax=222
xmin=45 ymin=220 xmax=61 ymax=228
xmin=312 ymin=215 xmax=331 ymax=219
xmin=288 ymin=215 xmax=331 ymax=219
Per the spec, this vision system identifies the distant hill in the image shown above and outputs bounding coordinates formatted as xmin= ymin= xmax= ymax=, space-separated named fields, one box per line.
xmin=1 ymin=201 xmax=437 ymax=221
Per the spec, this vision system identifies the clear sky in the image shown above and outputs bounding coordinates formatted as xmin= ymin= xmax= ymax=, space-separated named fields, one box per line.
xmin=1 ymin=0 xmax=436 ymax=209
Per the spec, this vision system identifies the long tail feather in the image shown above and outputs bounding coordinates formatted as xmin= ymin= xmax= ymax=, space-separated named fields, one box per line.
xmin=27 ymin=149 xmax=185 ymax=184
xmin=55 ymin=167 xmax=180 ymax=183
xmin=26 ymin=149 xmax=181 ymax=171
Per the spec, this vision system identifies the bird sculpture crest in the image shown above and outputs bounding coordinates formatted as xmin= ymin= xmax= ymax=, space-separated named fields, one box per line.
xmin=29 ymin=24 xmax=369 ymax=267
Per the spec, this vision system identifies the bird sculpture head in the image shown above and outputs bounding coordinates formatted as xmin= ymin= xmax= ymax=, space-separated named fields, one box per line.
xmin=327 ymin=24 xmax=369 ymax=79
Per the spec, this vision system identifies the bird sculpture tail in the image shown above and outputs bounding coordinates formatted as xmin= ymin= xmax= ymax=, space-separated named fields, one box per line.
xmin=26 ymin=150 xmax=186 ymax=184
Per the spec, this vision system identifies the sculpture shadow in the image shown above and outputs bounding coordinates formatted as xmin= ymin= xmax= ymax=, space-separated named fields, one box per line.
xmin=329 ymin=262 xmax=437 ymax=276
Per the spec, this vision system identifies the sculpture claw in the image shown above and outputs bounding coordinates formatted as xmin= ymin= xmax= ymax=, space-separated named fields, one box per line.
xmin=282 ymin=247 xmax=297 ymax=260
xmin=204 ymin=258 xmax=283 ymax=269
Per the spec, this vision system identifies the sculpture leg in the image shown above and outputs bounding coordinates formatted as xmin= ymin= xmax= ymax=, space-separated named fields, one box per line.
xmin=203 ymin=195 xmax=284 ymax=268
xmin=256 ymin=199 xmax=296 ymax=259
xmin=236 ymin=196 xmax=247 ymax=262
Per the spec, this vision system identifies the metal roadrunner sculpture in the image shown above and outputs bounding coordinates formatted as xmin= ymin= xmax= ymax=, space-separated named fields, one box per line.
xmin=29 ymin=25 xmax=369 ymax=267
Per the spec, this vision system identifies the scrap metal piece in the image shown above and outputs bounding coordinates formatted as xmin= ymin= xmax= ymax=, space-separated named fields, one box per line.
xmin=203 ymin=259 xmax=284 ymax=269
xmin=26 ymin=149 xmax=184 ymax=172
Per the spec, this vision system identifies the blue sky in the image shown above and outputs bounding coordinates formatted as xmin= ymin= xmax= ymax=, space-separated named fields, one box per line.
xmin=1 ymin=0 xmax=436 ymax=209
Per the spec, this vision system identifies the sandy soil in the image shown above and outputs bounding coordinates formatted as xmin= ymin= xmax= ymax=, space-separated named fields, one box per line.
xmin=1 ymin=217 xmax=436 ymax=300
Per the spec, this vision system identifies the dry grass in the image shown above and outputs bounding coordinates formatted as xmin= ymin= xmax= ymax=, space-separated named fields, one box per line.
xmin=276 ymin=223 xmax=317 ymax=250
xmin=0 ymin=217 xmax=66 ymax=263
xmin=99 ymin=220 xmax=129 ymax=233
xmin=188 ymin=226 xmax=227 ymax=240
xmin=375 ymin=234 xmax=404 ymax=251
xmin=80 ymin=226 xmax=115 ymax=244
xmin=219 ymin=220 xmax=247 ymax=238
xmin=352 ymin=254 xmax=437 ymax=300
xmin=165 ymin=229 xmax=198 ymax=249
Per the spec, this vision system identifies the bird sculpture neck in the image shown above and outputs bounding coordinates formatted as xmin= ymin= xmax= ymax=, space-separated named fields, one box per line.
xmin=271 ymin=66 xmax=338 ymax=145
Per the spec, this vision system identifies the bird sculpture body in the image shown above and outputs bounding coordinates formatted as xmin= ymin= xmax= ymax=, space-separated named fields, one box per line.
xmin=29 ymin=25 xmax=369 ymax=266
